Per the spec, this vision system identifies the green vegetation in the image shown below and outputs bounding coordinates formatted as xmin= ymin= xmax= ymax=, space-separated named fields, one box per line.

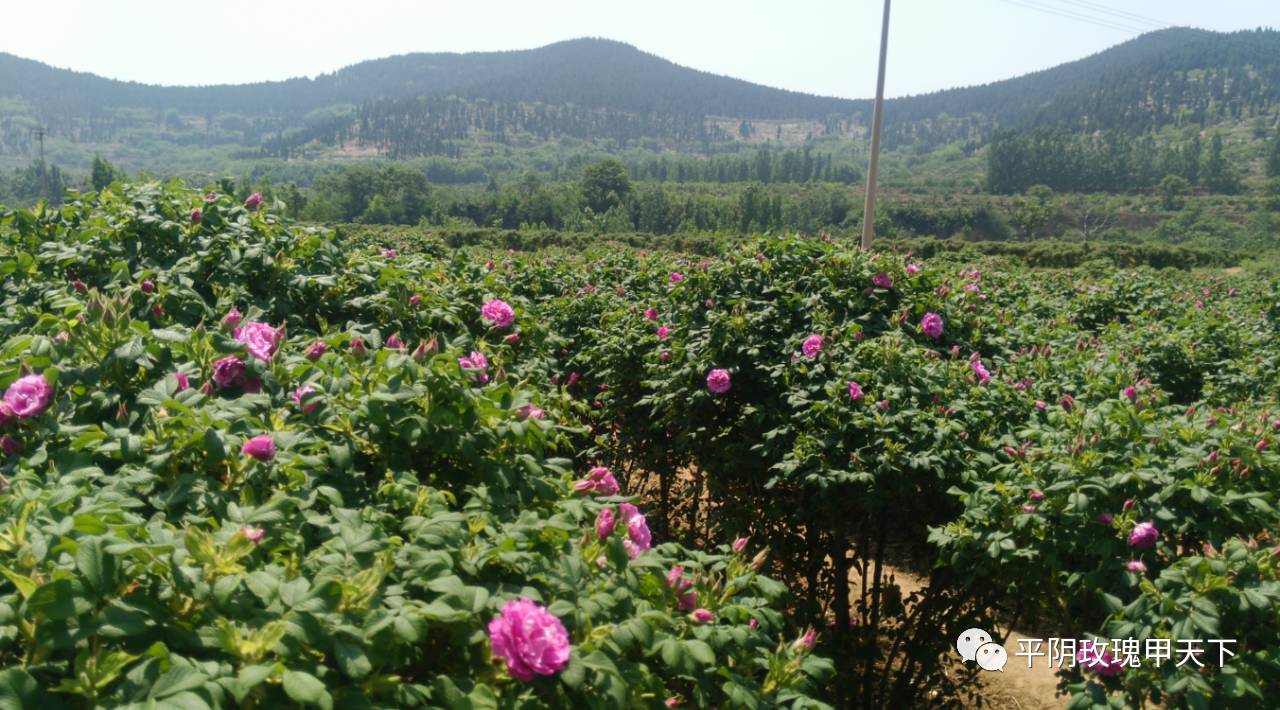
xmin=3 ymin=182 xmax=1279 ymax=708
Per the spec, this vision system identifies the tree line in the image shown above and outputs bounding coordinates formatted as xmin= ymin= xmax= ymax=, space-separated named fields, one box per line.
xmin=986 ymin=127 xmax=1245 ymax=194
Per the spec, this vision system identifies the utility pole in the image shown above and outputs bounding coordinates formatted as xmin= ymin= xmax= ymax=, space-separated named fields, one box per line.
xmin=861 ymin=0 xmax=891 ymax=250
xmin=32 ymin=127 xmax=48 ymax=201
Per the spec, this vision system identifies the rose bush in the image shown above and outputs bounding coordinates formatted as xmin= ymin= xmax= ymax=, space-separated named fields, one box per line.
xmin=0 ymin=183 xmax=832 ymax=708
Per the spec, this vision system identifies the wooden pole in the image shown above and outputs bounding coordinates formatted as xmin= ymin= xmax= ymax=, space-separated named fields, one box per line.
xmin=861 ymin=0 xmax=891 ymax=250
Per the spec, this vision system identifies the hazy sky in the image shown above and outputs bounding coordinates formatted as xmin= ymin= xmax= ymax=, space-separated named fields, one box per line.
xmin=4 ymin=1 xmax=1279 ymax=99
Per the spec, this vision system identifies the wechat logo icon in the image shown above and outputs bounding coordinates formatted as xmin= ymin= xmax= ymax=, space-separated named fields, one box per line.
xmin=957 ymin=628 xmax=1007 ymax=672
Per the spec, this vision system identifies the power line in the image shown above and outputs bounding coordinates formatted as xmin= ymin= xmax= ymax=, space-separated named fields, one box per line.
xmin=1000 ymin=0 xmax=1148 ymax=33
xmin=1045 ymin=0 xmax=1171 ymax=29
xmin=997 ymin=0 xmax=1149 ymax=34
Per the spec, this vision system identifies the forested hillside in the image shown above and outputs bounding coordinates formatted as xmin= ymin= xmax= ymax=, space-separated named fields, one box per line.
xmin=2 ymin=28 xmax=1278 ymax=171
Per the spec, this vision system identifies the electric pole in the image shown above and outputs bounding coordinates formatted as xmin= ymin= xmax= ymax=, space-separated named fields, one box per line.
xmin=32 ymin=127 xmax=48 ymax=201
xmin=861 ymin=0 xmax=891 ymax=250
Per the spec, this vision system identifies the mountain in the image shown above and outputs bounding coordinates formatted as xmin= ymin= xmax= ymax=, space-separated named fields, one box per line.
xmin=0 ymin=29 xmax=1277 ymax=171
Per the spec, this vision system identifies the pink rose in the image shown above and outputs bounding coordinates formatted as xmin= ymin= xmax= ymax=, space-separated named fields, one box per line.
xmin=706 ymin=368 xmax=731 ymax=395
xmin=595 ymin=508 xmax=617 ymax=540
xmin=4 ymin=374 xmax=53 ymax=419
xmin=242 ymin=526 xmax=265 ymax=544
xmin=920 ymin=312 xmax=944 ymax=339
xmin=241 ymin=435 xmax=275 ymax=462
xmin=293 ymin=386 xmax=320 ymax=414
xmin=211 ymin=356 xmax=247 ymax=390
xmin=234 ymin=322 xmax=282 ymax=361
xmin=305 ymin=341 xmax=328 ymax=361
xmin=801 ymin=334 xmax=824 ymax=358
xmin=481 ymin=299 xmax=516 ymax=328
xmin=1128 ymin=521 xmax=1159 ymax=549
xmin=487 ymin=598 xmax=570 ymax=681
xmin=244 ymin=192 xmax=262 ymax=210
xmin=574 ymin=466 xmax=620 ymax=496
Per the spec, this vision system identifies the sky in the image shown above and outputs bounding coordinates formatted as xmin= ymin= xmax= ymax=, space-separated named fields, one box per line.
xmin=4 ymin=1 xmax=1279 ymax=99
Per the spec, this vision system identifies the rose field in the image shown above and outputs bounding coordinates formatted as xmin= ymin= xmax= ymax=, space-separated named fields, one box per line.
xmin=0 ymin=182 xmax=1279 ymax=709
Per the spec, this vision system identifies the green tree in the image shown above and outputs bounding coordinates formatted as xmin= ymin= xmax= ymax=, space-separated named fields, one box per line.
xmin=90 ymin=155 xmax=118 ymax=192
xmin=1266 ymin=125 xmax=1280 ymax=179
xmin=1203 ymin=132 xmax=1239 ymax=194
xmin=581 ymin=159 xmax=631 ymax=214
xmin=1158 ymin=174 xmax=1190 ymax=210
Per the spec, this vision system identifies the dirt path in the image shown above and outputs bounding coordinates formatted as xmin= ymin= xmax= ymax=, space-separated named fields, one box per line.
xmin=627 ymin=465 xmax=1065 ymax=707
xmin=850 ymin=563 xmax=1064 ymax=709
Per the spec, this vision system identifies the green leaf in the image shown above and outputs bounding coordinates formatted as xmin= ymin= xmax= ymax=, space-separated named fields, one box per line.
xmin=282 ymin=670 xmax=332 ymax=709
xmin=334 ymin=639 xmax=372 ymax=679
xmin=147 ymin=665 xmax=209 ymax=700
xmin=0 ymin=566 xmax=36 ymax=599
xmin=76 ymin=537 xmax=117 ymax=598
xmin=27 ymin=579 xmax=76 ymax=620
xmin=683 ymin=639 xmax=715 ymax=665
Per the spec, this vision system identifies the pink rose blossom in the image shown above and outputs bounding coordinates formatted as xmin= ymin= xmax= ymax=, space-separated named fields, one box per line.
xmin=1128 ymin=521 xmax=1159 ymax=549
xmin=175 ymin=372 xmax=190 ymax=392
xmin=872 ymin=272 xmax=893 ymax=289
xmin=409 ymin=294 xmax=421 ymax=306
xmin=487 ymin=598 xmax=571 ymax=681
xmin=794 ymin=628 xmax=818 ymax=652
xmin=971 ymin=359 xmax=991 ymax=385
xmin=241 ymin=435 xmax=275 ymax=462
xmin=503 ymin=333 xmax=521 ymax=345
xmin=706 ymin=368 xmax=731 ymax=395
xmin=4 ymin=374 xmax=53 ymax=418
xmin=212 ymin=356 xmax=247 ymax=390
xmin=657 ymin=326 xmax=670 ymax=340
xmin=906 ymin=263 xmax=920 ymax=274
xmin=595 ymin=508 xmax=617 ymax=540
xmin=619 ymin=503 xmax=652 ymax=559
xmin=1029 ymin=489 xmax=1044 ymax=501
xmin=669 ymin=272 xmax=684 ymax=283
xmin=385 ymin=334 xmax=405 ymax=351
xmin=234 ymin=322 xmax=282 ymax=361
xmin=644 ymin=308 xmax=658 ymax=321
xmin=350 ymin=338 xmax=367 ymax=356
xmin=920 ymin=312 xmax=944 ymax=339
xmin=293 ymin=386 xmax=320 ymax=414
xmin=1098 ymin=513 xmax=1114 ymax=526
xmin=516 ymin=404 xmax=545 ymax=420
xmin=481 ymin=299 xmax=516 ymax=328
xmin=1126 ymin=560 xmax=1146 ymax=573
xmin=242 ymin=526 xmax=265 ymax=544
xmin=733 ymin=536 xmax=748 ymax=553
xmin=222 ymin=307 xmax=242 ymax=330
xmin=689 ymin=609 xmax=714 ymax=625
xmin=243 ymin=192 xmax=262 ymax=210
xmin=1076 ymin=642 xmax=1124 ymax=677
xmin=190 ymin=208 xmax=202 ymax=223
xmin=848 ymin=381 xmax=864 ymax=402
xmin=801 ymin=334 xmax=824 ymax=358
xmin=140 ymin=280 xmax=155 ymax=293
xmin=574 ymin=466 xmax=620 ymax=496
xmin=305 ymin=341 xmax=327 ymax=360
